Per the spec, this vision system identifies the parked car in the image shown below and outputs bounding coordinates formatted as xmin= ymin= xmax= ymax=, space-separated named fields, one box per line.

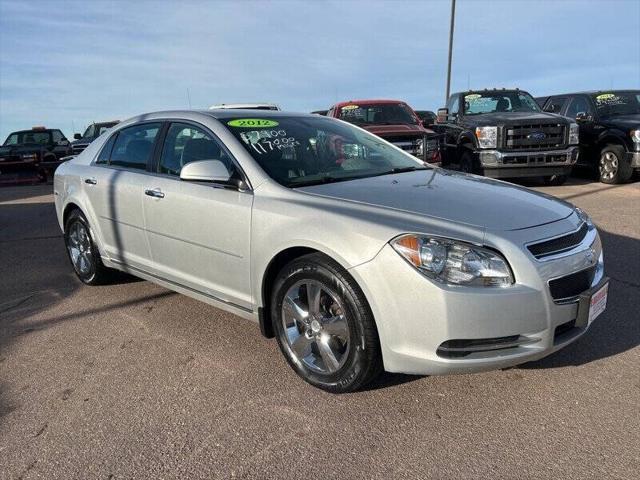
xmin=327 ymin=99 xmax=440 ymax=164
xmin=72 ymin=121 xmax=120 ymax=156
xmin=54 ymin=110 xmax=608 ymax=392
xmin=0 ymin=126 xmax=71 ymax=181
xmin=433 ymin=89 xmax=579 ymax=185
xmin=209 ymin=103 xmax=281 ymax=111
xmin=415 ymin=110 xmax=437 ymax=126
xmin=540 ymin=90 xmax=640 ymax=184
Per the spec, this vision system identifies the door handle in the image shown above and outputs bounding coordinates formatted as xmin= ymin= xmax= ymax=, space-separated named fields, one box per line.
xmin=84 ymin=177 xmax=97 ymax=185
xmin=144 ymin=188 xmax=165 ymax=199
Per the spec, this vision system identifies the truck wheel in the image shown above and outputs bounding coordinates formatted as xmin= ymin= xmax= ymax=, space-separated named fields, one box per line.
xmin=599 ymin=144 xmax=632 ymax=184
xmin=543 ymin=174 xmax=568 ymax=186
xmin=271 ymin=253 xmax=382 ymax=393
xmin=459 ymin=149 xmax=477 ymax=174
xmin=64 ymin=210 xmax=114 ymax=285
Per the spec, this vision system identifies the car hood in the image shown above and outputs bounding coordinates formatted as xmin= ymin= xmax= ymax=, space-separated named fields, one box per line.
xmin=363 ymin=124 xmax=432 ymax=136
xmin=296 ymin=169 xmax=574 ymax=231
xmin=600 ymin=114 xmax=640 ymax=129
xmin=466 ymin=111 xmax=569 ymax=126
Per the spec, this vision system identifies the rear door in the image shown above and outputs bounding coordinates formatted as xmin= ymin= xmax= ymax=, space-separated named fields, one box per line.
xmin=142 ymin=121 xmax=253 ymax=310
xmin=84 ymin=122 xmax=162 ymax=272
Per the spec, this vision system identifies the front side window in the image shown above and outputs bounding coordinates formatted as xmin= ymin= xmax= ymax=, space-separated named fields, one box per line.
xmin=447 ymin=96 xmax=460 ymax=115
xmin=223 ymin=116 xmax=424 ymax=187
xmin=566 ymin=96 xmax=593 ymax=119
xmin=109 ymin=123 xmax=160 ymax=170
xmin=52 ymin=130 xmax=66 ymax=143
xmin=591 ymin=91 xmax=640 ymax=118
xmin=463 ymin=91 xmax=541 ymax=115
xmin=83 ymin=125 xmax=96 ymax=139
xmin=337 ymin=103 xmax=419 ymax=126
xmin=159 ymin=123 xmax=233 ymax=176
xmin=543 ymin=96 xmax=567 ymax=114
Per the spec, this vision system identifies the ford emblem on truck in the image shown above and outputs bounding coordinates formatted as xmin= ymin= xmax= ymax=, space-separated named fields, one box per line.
xmin=528 ymin=131 xmax=546 ymax=140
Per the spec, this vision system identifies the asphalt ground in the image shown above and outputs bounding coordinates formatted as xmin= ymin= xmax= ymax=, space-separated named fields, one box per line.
xmin=1 ymin=176 xmax=638 ymax=479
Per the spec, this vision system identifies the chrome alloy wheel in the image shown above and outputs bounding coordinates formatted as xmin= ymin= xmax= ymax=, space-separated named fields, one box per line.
xmin=67 ymin=221 xmax=93 ymax=275
xmin=281 ymin=280 xmax=350 ymax=374
xmin=599 ymin=151 xmax=619 ymax=181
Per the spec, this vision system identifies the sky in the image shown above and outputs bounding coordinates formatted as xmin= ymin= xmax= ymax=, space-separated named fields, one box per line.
xmin=0 ymin=0 xmax=639 ymax=141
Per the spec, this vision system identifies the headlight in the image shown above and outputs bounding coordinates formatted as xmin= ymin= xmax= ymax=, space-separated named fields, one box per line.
xmin=414 ymin=138 xmax=424 ymax=157
xmin=475 ymin=126 xmax=497 ymax=149
xmin=575 ymin=207 xmax=594 ymax=229
xmin=569 ymin=123 xmax=580 ymax=145
xmin=391 ymin=235 xmax=514 ymax=287
xmin=631 ymin=129 xmax=640 ymax=143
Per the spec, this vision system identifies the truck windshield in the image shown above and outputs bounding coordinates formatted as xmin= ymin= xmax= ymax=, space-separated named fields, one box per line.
xmin=463 ymin=91 xmax=541 ymax=115
xmin=223 ymin=116 xmax=425 ymax=188
xmin=338 ymin=103 xmax=419 ymax=126
xmin=591 ymin=91 xmax=640 ymax=117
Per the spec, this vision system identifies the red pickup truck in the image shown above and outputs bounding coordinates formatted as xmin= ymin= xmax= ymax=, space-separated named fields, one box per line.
xmin=326 ymin=99 xmax=440 ymax=164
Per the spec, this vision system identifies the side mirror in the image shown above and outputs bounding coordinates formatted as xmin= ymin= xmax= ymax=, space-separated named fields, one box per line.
xmin=74 ymin=133 xmax=82 ymax=140
xmin=436 ymin=108 xmax=449 ymax=123
xmin=575 ymin=112 xmax=592 ymax=123
xmin=180 ymin=159 xmax=232 ymax=184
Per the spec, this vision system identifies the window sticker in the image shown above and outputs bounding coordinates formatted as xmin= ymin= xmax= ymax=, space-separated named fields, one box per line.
xmin=238 ymin=129 xmax=300 ymax=155
xmin=341 ymin=105 xmax=359 ymax=111
xmin=227 ymin=119 xmax=279 ymax=128
xmin=464 ymin=94 xmax=482 ymax=101
xmin=595 ymin=93 xmax=623 ymax=106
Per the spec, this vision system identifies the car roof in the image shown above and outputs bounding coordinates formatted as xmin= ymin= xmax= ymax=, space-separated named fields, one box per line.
xmin=8 ymin=129 xmax=57 ymax=135
xmin=333 ymin=99 xmax=406 ymax=107
xmin=544 ymin=89 xmax=640 ymax=97
xmin=209 ymin=103 xmax=280 ymax=109
xmin=453 ymin=88 xmax=526 ymax=96
xmin=126 ymin=109 xmax=318 ymax=121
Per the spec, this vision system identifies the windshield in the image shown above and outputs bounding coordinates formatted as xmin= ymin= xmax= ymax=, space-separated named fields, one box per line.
xmin=591 ymin=91 xmax=640 ymax=117
xmin=3 ymin=131 xmax=51 ymax=146
xmin=337 ymin=103 xmax=419 ymax=126
xmin=463 ymin=91 xmax=541 ymax=115
xmin=223 ymin=116 xmax=425 ymax=187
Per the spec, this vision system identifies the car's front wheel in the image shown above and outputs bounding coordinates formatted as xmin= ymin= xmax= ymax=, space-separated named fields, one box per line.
xmin=599 ymin=144 xmax=632 ymax=184
xmin=64 ymin=209 xmax=113 ymax=285
xmin=271 ymin=253 xmax=382 ymax=393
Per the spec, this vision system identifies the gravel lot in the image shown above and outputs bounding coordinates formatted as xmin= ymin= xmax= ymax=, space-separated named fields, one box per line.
xmin=1 ymin=177 xmax=638 ymax=479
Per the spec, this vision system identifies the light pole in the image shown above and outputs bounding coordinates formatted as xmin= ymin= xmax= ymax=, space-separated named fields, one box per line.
xmin=445 ymin=0 xmax=456 ymax=102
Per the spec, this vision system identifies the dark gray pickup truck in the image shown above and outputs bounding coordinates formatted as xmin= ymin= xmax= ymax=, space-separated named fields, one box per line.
xmin=433 ymin=89 xmax=579 ymax=185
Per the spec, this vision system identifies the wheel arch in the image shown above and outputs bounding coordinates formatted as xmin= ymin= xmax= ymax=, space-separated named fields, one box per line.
xmin=62 ymin=201 xmax=83 ymax=232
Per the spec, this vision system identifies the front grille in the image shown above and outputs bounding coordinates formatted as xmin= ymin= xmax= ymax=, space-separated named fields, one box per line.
xmin=72 ymin=144 xmax=88 ymax=155
xmin=502 ymin=153 xmax=569 ymax=165
xmin=548 ymin=265 xmax=596 ymax=302
xmin=504 ymin=123 xmax=566 ymax=151
xmin=528 ymin=223 xmax=589 ymax=259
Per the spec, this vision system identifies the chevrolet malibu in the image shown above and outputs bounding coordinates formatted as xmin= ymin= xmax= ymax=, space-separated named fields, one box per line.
xmin=54 ymin=110 xmax=608 ymax=393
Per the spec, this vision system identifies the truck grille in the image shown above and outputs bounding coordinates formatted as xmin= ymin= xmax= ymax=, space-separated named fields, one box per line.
xmin=548 ymin=265 xmax=596 ymax=302
xmin=504 ymin=124 xmax=566 ymax=151
xmin=527 ymin=223 xmax=589 ymax=259
xmin=72 ymin=144 xmax=89 ymax=155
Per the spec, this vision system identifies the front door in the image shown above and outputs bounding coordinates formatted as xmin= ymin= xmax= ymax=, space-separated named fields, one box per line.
xmin=142 ymin=122 xmax=253 ymax=310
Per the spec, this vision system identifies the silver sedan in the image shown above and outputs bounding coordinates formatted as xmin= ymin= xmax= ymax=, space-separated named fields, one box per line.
xmin=54 ymin=110 xmax=608 ymax=392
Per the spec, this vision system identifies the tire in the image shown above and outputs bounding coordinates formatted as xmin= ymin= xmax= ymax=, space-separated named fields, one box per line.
xmin=64 ymin=209 xmax=113 ymax=285
xmin=271 ymin=253 xmax=382 ymax=393
xmin=459 ymin=149 xmax=477 ymax=174
xmin=599 ymin=144 xmax=632 ymax=184
xmin=542 ymin=174 xmax=568 ymax=186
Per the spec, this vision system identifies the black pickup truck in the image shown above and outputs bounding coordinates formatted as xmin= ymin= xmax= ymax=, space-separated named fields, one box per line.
xmin=433 ymin=89 xmax=579 ymax=185
xmin=71 ymin=120 xmax=120 ymax=156
xmin=540 ymin=90 xmax=639 ymax=184
xmin=0 ymin=127 xmax=71 ymax=181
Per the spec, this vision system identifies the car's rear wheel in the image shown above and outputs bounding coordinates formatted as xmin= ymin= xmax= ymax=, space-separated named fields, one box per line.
xmin=599 ymin=144 xmax=632 ymax=184
xmin=271 ymin=253 xmax=382 ymax=393
xmin=64 ymin=210 xmax=112 ymax=285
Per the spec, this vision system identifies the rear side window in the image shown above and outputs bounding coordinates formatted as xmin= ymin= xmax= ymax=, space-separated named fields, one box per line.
xmin=96 ymin=134 xmax=117 ymax=164
xmin=109 ymin=123 xmax=161 ymax=170
xmin=543 ymin=96 xmax=567 ymax=114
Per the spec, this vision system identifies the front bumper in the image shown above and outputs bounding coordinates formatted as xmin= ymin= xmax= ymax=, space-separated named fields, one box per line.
xmin=479 ymin=146 xmax=578 ymax=178
xmin=626 ymin=151 xmax=640 ymax=169
xmin=349 ymin=218 xmax=604 ymax=375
